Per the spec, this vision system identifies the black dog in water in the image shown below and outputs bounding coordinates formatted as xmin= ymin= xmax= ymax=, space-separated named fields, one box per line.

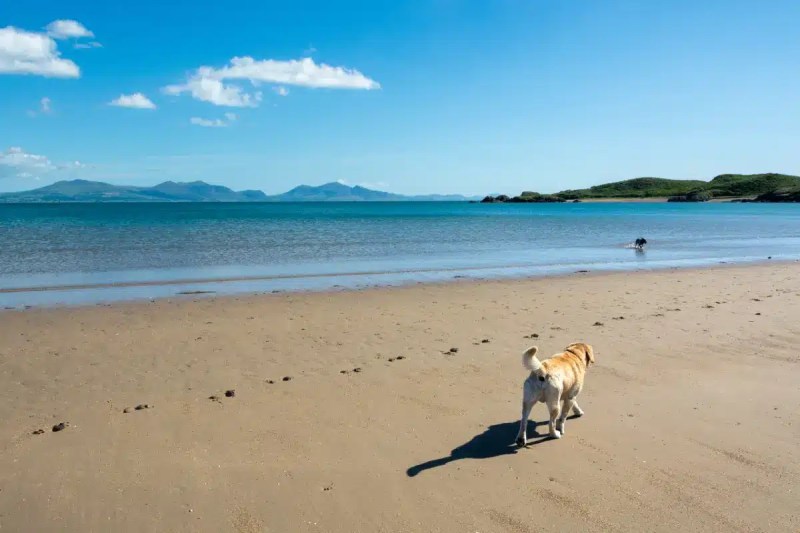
xmin=634 ymin=237 xmax=647 ymax=250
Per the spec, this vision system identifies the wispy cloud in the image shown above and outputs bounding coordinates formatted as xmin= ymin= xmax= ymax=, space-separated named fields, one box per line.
xmin=189 ymin=112 xmax=237 ymax=127
xmin=0 ymin=147 xmax=54 ymax=178
xmin=40 ymin=97 xmax=51 ymax=113
xmin=0 ymin=146 xmax=88 ymax=180
xmin=74 ymin=41 xmax=102 ymax=50
xmin=109 ymin=92 xmax=157 ymax=109
xmin=273 ymin=86 xmax=289 ymax=97
xmin=164 ymin=56 xmax=379 ymax=107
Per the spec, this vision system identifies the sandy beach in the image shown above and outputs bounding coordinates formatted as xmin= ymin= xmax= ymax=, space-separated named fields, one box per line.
xmin=1 ymin=264 xmax=799 ymax=532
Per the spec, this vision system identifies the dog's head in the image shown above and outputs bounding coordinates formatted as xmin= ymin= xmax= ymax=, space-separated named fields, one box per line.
xmin=566 ymin=342 xmax=595 ymax=367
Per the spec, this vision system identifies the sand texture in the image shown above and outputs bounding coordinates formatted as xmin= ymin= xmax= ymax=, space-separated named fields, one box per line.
xmin=1 ymin=264 xmax=799 ymax=532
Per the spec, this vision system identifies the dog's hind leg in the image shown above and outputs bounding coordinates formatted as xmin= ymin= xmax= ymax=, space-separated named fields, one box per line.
xmin=545 ymin=390 xmax=562 ymax=439
xmin=558 ymin=398 xmax=576 ymax=435
xmin=515 ymin=379 xmax=537 ymax=446
xmin=571 ymin=401 xmax=584 ymax=417
xmin=515 ymin=399 xmax=536 ymax=447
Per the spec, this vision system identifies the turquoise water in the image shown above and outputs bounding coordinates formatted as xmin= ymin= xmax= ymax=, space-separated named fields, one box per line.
xmin=1 ymin=202 xmax=799 ymax=307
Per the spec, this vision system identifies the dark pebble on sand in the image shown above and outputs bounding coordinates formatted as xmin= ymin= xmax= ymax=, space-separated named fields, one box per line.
xmin=593 ymin=322 xmax=604 ymax=326
xmin=388 ymin=358 xmax=395 ymax=362
xmin=52 ymin=422 xmax=67 ymax=432
xmin=339 ymin=370 xmax=348 ymax=374
xmin=481 ymin=339 xmax=490 ymax=343
xmin=755 ymin=312 xmax=761 ymax=316
xmin=353 ymin=368 xmax=362 ymax=373
xmin=397 ymin=355 xmax=405 ymax=360
xmin=225 ymin=390 xmax=235 ymax=397
xmin=282 ymin=376 xmax=292 ymax=381
xmin=32 ymin=429 xmax=44 ymax=435
xmin=450 ymin=347 xmax=459 ymax=353
xmin=123 ymin=407 xmax=131 ymax=413
xmin=532 ymin=333 xmax=539 ymax=338
xmin=209 ymin=395 xmax=220 ymax=401
xmin=135 ymin=404 xmax=150 ymax=410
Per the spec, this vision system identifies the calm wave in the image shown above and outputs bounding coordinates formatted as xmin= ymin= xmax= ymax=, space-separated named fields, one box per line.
xmin=1 ymin=202 xmax=799 ymax=306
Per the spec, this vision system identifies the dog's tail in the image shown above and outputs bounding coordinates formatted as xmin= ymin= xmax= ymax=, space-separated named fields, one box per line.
xmin=522 ymin=346 xmax=543 ymax=372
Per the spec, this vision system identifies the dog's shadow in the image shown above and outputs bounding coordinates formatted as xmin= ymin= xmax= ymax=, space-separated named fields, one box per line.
xmin=406 ymin=417 xmax=577 ymax=477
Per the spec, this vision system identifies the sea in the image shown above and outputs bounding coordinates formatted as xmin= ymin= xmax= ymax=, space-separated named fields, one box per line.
xmin=1 ymin=201 xmax=799 ymax=307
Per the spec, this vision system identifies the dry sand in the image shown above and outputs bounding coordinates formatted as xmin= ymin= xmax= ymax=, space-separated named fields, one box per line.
xmin=1 ymin=264 xmax=799 ymax=532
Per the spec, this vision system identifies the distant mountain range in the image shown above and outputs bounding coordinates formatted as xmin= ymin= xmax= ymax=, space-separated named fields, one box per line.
xmin=0 ymin=180 xmax=479 ymax=203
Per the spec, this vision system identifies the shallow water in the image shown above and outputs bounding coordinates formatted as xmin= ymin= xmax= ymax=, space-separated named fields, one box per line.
xmin=1 ymin=201 xmax=799 ymax=307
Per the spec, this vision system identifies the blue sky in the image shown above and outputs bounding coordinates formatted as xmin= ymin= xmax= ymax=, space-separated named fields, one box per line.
xmin=1 ymin=0 xmax=799 ymax=195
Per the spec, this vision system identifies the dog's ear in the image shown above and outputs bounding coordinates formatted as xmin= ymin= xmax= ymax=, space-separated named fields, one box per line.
xmin=584 ymin=344 xmax=595 ymax=366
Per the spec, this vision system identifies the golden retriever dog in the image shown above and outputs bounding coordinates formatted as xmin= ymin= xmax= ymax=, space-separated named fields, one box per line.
xmin=515 ymin=343 xmax=595 ymax=446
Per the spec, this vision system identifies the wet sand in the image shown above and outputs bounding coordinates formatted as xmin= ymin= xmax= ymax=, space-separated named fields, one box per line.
xmin=1 ymin=264 xmax=798 ymax=532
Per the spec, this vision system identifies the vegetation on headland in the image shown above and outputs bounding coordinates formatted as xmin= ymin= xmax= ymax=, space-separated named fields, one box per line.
xmin=481 ymin=173 xmax=800 ymax=203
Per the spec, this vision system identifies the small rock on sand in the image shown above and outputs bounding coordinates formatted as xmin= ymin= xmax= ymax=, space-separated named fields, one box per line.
xmin=353 ymin=368 xmax=362 ymax=373
xmin=224 ymin=390 xmax=235 ymax=397
xmin=282 ymin=376 xmax=292 ymax=381
xmin=450 ymin=347 xmax=459 ymax=353
xmin=209 ymin=395 xmax=221 ymax=401
xmin=135 ymin=404 xmax=151 ymax=410
xmin=123 ymin=408 xmax=131 ymax=413
xmin=266 ymin=379 xmax=275 ymax=384
xmin=481 ymin=339 xmax=490 ymax=343
xmin=32 ymin=429 xmax=45 ymax=435
xmin=593 ymin=321 xmax=604 ymax=326
xmin=396 ymin=355 xmax=405 ymax=360
xmin=52 ymin=422 xmax=68 ymax=432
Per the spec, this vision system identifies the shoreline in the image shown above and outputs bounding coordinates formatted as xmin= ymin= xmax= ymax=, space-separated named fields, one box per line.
xmin=1 ymin=256 xmax=795 ymax=310
xmin=1 ymin=262 xmax=798 ymax=531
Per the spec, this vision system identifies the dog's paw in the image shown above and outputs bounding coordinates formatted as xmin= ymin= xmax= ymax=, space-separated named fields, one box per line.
xmin=550 ymin=430 xmax=562 ymax=439
xmin=572 ymin=408 xmax=584 ymax=417
xmin=515 ymin=436 xmax=527 ymax=447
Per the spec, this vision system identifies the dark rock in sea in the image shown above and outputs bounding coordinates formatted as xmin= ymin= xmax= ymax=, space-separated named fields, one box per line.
xmin=753 ymin=187 xmax=800 ymax=202
xmin=668 ymin=191 xmax=712 ymax=202
xmin=572 ymin=199 xmax=582 ymax=203
xmin=52 ymin=422 xmax=68 ymax=432
xmin=225 ymin=390 xmax=235 ymax=397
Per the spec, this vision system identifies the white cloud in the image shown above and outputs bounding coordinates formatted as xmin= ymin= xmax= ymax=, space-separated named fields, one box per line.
xmin=165 ymin=69 xmax=262 ymax=107
xmin=0 ymin=146 xmax=55 ymax=178
xmin=40 ymin=97 xmax=51 ymax=113
xmin=46 ymin=20 xmax=94 ymax=40
xmin=110 ymin=92 xmax=157 ymax=109
xmin=273 ymin=86 xmax=289 ymax=96
xmin=164 ymin=56 xmax=378 ymax=107
xmin=0 ymin=25 xmax=80 ymax=77
xmin=190 ymin=112 xmax=237 ymax=128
